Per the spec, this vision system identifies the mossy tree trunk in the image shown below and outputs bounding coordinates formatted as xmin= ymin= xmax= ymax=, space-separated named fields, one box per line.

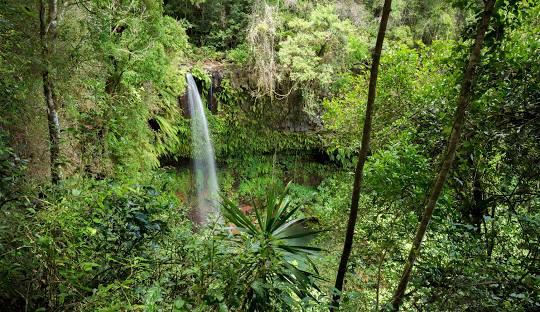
xmin=390 ymin=0 xmax=497 ymax=310
xmin=39 ymin=0 xmax=61 ymax=184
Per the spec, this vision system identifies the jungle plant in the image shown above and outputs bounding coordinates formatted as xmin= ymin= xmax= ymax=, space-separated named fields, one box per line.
xmin=221 ymin=183 xmax=324 ymax=311
xmin=277 ymin=4 xmax=357 ymax=120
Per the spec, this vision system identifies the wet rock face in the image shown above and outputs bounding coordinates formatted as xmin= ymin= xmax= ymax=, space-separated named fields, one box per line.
xmin=179 ymin=93 xmax=189 ymax=117
xmin=178 ymin=64 xmax=321 ymax=133
xmin=178 ymin=69 xmax=223 ymax=116
xmin=208 ymin=71 xmax=223 ymax=114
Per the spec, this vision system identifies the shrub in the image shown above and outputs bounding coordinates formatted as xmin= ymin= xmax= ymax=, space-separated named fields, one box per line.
xmin=0 ymin=177 xmax=177 ymax=311
xmin=221 ymin=183 xmax=324 ymax=311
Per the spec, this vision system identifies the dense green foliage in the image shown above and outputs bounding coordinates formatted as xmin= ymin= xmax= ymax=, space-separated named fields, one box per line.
xmin=221 ymin=184 xmax=323 ymax=310
xmin=1 ymin=0 xmax=539 ymax=311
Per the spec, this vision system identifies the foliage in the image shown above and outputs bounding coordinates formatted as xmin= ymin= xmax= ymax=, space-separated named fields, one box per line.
xmin=1 ymin=0 xmax=539 ymax=311
xmin=278 ymin=5 xmax=356 ymax=87
xmin=279 ymin=4 xmax=365 ymax=121
xmin=221 ymin=183 xmax=324 ymax=310
xmin=0 ymin=131 xmax=27 ymax=205
xmin=80 ymin=1 xmax=190 ymax=175
xmin=0 ymin=174 xmax=179 ymax=311
xmin=408 ymin=3 xmax=540 ymax=310
xmin=164 ymin=0 xmax=252 ymax=50
xmin=226 ymin=44 xmax=250 ymax=64
xmin=322 ymin=41 xmax=457 ymax=165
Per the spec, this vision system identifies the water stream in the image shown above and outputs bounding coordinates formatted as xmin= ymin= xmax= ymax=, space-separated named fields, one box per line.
xmin=186 ymin=73 xmax=220 ymax=224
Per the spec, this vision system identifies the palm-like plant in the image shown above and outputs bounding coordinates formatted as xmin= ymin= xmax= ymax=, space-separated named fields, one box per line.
xmin=221 ymin=183 xmax=325 ymax=311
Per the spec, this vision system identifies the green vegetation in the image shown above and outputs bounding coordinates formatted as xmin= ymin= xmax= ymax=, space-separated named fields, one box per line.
xmin=1 ymin=0 xmax=539 ymax=311
xmin=221 ymin=183 xmax=323 ymax=310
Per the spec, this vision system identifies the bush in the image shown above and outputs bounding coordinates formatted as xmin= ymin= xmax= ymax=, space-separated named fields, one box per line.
xmin=0 ymin=176 xmax=178 ymax=311
xmin=221 ymin=183 xmax=324 ymax=311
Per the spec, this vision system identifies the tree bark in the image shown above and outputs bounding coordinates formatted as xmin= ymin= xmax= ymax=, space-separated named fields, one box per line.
xmin=330 ymin=0 xmax=392 ymax=310
xmin=40 ymin=0 xmax=61 ymax=184
xmin=376 ymin=250 xmax=387 ymax=311
xmin=390 ymin=0 xmax=497 ymax=310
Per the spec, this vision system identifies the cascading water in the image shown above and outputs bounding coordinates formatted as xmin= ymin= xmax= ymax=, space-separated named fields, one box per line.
xmin=186 ymin=73 xmax=220 ymax=224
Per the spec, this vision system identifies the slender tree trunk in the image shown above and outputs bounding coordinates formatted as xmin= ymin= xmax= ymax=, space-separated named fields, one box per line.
xmin=486 ymin=205 xmax=496 ymax=259
xmin=390 ymin=1 xmax=497 ymax=310
xmin=472 ymin=167 xmax=484 ymax=233
xmin=40 ymin=0 xmax=61 ymax=184
xmin=376 ymin=250 xmax=387 ymax=311
xmin=330 ymin=0 xmax=392 ymax=309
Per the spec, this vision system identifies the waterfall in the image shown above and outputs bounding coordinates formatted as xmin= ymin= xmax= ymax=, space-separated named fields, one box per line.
xmin=186 ymin=73 xmax=220 ymax=224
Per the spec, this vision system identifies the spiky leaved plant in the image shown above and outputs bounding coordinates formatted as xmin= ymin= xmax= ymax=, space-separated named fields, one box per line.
xmin=221 ymin=183 xmax=324 ymax=311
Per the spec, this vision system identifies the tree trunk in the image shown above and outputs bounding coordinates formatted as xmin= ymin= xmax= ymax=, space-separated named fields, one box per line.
xmin=40 ymin=0 xmax=61 ymax=184
xmin=390 ymin=1 xmax=497 ymax=310
xmin=330 ymin=0 xmax=392 ymax=309
xmin=472 ymin=171 xmax=484 ymax=233
xmin=376 ymin=250 xmax=387 ymax=311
